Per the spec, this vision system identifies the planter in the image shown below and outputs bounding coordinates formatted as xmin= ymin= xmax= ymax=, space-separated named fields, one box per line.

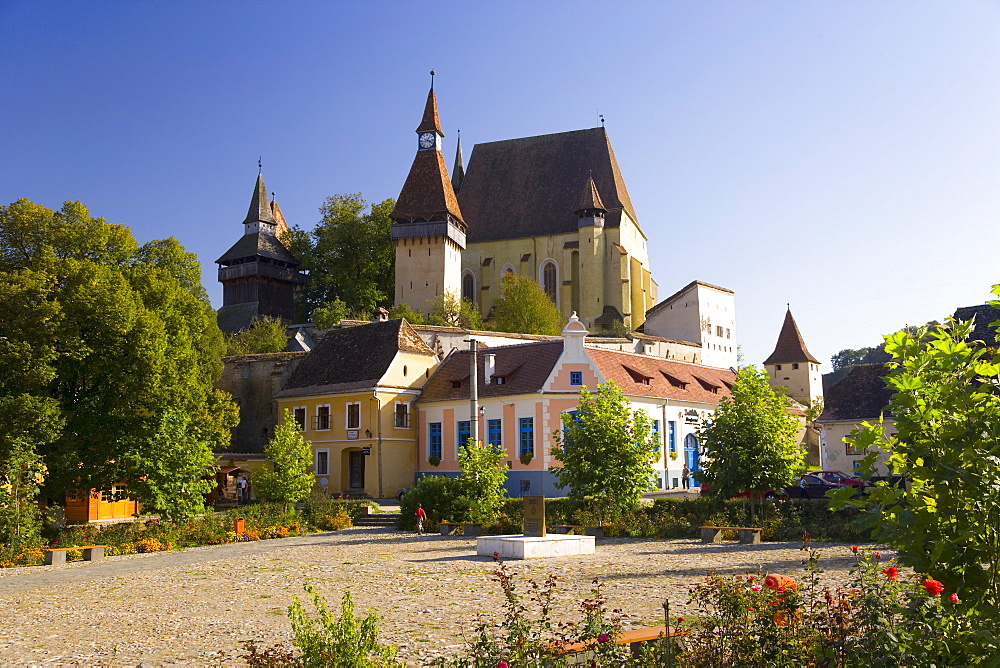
xmin=440 ymin=523 xmax=458 ymax=535
xmin=584 ymin=526 xmax=605 ymax=538
xmin=462 ymin=523 xmax=483 ymax=537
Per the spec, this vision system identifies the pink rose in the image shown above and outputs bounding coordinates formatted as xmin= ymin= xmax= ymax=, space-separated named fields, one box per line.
xmin=597 ymin=633 xmax=610 ymax=643
xmin=751 ymin=584 xmax=763 ymax=591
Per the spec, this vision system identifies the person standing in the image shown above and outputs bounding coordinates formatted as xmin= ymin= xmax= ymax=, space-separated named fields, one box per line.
xmin=681 ymin=464 xmax=690 ymax=490
xmin=415 ymin=503 xmax=427 ymax=535
xmin=237 ymin=476 xmax=248 ymax=505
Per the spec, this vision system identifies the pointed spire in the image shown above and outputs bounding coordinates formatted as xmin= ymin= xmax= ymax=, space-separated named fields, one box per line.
xmin=451 ymin=129 xmax=465 ymax=194
xmin=243 ymin=173 xmax=276 ymax=225
xmin=270 ymin=198 xmax=290 ymax=243
xmin=576 ymin=172 xmax=607 ymax=213
xmin=763 ymin=307 xmax=819 ymax=365
xmin=416 ymin=85 xmax=444 ymax=135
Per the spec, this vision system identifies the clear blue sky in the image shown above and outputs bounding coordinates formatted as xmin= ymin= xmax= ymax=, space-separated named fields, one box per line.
xmin=3 ymin=0 xmax=998 ymax=370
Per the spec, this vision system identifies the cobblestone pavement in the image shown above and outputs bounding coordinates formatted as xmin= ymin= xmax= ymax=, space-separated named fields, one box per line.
xmin=0 ymin=527 xmax=882 ymax=666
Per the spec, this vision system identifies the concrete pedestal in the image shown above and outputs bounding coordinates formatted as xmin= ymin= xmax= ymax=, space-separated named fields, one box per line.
xmin=477 ymin=534 xmax=596 ymax=560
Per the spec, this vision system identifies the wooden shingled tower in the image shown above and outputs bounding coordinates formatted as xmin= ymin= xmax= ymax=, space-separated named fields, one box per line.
xmin=215 ymin=173 xmax=306 ymax=333
xmin=390 ymin=76 xmax=467 ymax=317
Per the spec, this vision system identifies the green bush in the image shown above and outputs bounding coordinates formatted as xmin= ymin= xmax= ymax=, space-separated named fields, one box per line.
xmin=303 ymin=491 xmax=378 ymax=525
xmin=398 ymin=475 xmax=468 ymax=530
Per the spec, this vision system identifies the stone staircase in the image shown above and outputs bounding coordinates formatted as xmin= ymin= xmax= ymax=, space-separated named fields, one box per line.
xmin=353 ymin=512 xmax=399 ymax=528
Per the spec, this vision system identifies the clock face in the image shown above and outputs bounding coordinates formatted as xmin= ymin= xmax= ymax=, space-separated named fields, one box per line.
xmin=419 ymin=132 xmax=436 ymax=149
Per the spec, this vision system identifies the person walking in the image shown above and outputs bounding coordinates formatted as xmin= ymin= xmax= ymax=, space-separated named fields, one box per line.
xmin=237 ymin=476 xmax=249 ymax=505
xmin=415 ymin=503 xmax=427 ymax=535
xmin=681 ymin=464 xmax=690 ymax=490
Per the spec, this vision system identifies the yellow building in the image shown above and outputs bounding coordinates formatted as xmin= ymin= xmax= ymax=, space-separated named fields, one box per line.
xmin=391 ymin=83 xmax=656 ymax=332
xmin=274 ymin=318 xmax=438 ymax=498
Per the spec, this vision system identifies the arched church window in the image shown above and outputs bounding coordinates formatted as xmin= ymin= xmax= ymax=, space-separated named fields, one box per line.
xmin=541 ymin=261 xmax=558 ymax=304
xmin=462 ymin=272 xmax=475 ymax=303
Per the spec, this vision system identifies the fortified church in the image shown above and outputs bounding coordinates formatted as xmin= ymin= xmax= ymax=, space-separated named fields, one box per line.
xmin=205 ymin=79 xmax=826 ymax=502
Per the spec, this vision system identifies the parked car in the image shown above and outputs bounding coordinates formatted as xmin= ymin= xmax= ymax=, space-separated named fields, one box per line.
xmin=807 ymin=470 xmax=871 ymax=489
xmin=395 ymin=487 xmax=412 ymax=502
xmin=783 ymin=474 xmax=845 ymax=499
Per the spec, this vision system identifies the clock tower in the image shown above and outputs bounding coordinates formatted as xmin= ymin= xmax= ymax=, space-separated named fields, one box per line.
xmin=390 ymin=76 xmax=466 ymax=316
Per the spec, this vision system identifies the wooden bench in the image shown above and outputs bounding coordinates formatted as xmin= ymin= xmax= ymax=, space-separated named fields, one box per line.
xmin=699 ymin=526 xmax=762 ymax=544
xmin=44 ymin=545 xmax=110 ymax=565
xmin=550 ymin=625 xmax=675 ymax=656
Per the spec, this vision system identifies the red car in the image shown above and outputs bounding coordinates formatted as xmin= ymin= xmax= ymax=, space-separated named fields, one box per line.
xmin=807 ymin=470 xmax=870 ymax=489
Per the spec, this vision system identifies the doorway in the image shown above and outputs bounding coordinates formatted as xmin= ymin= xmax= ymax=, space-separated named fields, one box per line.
xmin=349 ymin=451 xmax=365 ymax=490
xmin=684 ymin=434 xmax=701 ymax=485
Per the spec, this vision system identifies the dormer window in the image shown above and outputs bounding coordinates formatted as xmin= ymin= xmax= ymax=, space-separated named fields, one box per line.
xmin=660 ymin=371 xmax=688 ymax=389
xmin=693 ymin=376 xmax=720 ymax=394
xmin=623 ymin=366 xmax=651 ymax=385
xmin=451 ymin=380 xmax=462 ymax=389
xmin=494 ymin=376 xmax=505 ymax=385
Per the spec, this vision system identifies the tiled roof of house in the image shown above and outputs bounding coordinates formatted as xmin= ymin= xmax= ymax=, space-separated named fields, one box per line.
xmin=587 ymin=348 xmax=736 ymax=403
xmin=419 ymin=341 xmax=564 ymax=402
xmin=819 ymin=364 xmax=893 ymax=422
xmin=458 ymin=128 xmax=637 ymax=243
xmin=243 ymin=173 xmax=276 ymax=225
xmin=276 ymin=319 xmax=435 ymax=398
xmin=953 ymin=303 xmax=1000 ymax=346
xmin=763 ymin=308 xmax=820 ymax=365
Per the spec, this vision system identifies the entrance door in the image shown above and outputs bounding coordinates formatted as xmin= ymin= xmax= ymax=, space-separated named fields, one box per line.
xmin=684 ymin=434 xmax=701 ymax=485
xmin=349 ymin=451 xmax=365 ymax=489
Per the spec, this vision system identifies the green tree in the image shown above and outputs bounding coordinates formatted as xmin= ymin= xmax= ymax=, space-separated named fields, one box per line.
xmin=125 ymin=409 xmax=215 ymax=522
xmin=288 ymin=194 xmax=395 ymax=321
xmin=697 ymin=366 xmax=802 ymax=500
xmin=253 ymin=409 xmax=314 ymax=510
xmin=225 ymin=315 xmax=288 ymax=355
xmin=0 ymin=199 xmax=238 ymax=513
xmin=387 ymin=302 xmax=424 ymax=325
xmin=312 ymin=297 xmax=351 ymax=329
xmin=427 ymin=292 xmax=483 ymax=329
xmin=0 ymin=439 xmax=48 ymax=548
xmin=458 ymin=440 xmax=508 ymax=524
xmin=549 ymin=381 xmax=658 ymax=517
xmin=489 ymin=272 xmax=564 ymax=336
xmin=832 ymin=301 xmax=1000 ymax=615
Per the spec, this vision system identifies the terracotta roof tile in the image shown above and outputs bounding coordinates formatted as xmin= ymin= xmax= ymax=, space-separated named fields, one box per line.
xmin=459 ymin=128 xmax=637 ymax=243
xmin=416 ymin=88 xmax=444 ymax=135
xmin=390 ymin=149 xmax=464 ymax=223
xmin=763 ymin=309 xmax=820 ymax=365
xmin=577 ymin=174 xmax=607 ymax=212
xmin=587 ymin=348 xmax=737 ymax=403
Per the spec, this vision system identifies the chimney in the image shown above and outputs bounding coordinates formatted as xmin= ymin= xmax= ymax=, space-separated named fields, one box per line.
xmin=484 ymin=354 xmax=496 ymax=384
xmin=371 ymin=307 xmax=389 ymax=322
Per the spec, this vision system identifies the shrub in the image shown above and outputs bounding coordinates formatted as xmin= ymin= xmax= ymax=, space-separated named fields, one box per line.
xmin=316 ymin=511 xmax=353 ymax=531
xmin=398 ymin=475 xmax=468 ymax=530
xmin=303 ymin=490 xmax=376 ymax=524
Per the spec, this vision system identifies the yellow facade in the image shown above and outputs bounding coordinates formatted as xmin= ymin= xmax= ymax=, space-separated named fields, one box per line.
xmin=276 ymin=350 xmax=437 ymax=498
xmin=461 ymin=211 xmax=656 ymax=331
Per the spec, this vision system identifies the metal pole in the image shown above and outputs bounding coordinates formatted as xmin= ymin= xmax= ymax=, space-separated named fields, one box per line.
xmin=469 ymin=337 xmax=478 ymax=446
xmin=662 ymin=597 xmax=673 ymax=667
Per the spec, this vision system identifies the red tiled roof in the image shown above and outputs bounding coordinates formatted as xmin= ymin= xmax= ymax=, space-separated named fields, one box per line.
xmin=587 ymin=348 xmax=736 ymax=403
xmin=763 ymin=309 xmax=819 ymax=365
xmin=390 ymin=149 xmax=464 ymax=223
xmin=416 ymin=88 xmax=444 ymax=135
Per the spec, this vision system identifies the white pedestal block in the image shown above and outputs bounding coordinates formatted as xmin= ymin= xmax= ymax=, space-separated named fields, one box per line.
xmin=477 ymin=534 xmax=596 ymax=560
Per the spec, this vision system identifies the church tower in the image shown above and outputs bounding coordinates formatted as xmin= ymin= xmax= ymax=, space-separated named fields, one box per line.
xmin=763 ymin=307 xmax=822 ymax=406
xmin=216 ymin=172 xmax=306 ymax=333
xmin=575 ymin=174 xmax=606 ymax=322
xmin=390 ymin=77 xmax=466 ymax=316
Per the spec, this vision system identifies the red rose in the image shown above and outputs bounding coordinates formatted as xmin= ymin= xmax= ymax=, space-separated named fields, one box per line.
xmin=882 ymin=567 xmax=899 ymax=580
xmin=851 ymin=545 xmax=859 ymax=553
xmin=949 ymin=593 xmax=960 ymax=603
xmin=921 ymin=578 xmax=945 ymax=596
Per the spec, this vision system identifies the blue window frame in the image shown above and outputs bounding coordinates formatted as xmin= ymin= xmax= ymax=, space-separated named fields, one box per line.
xmin=668 ymin=421 xmax=677 ymax=453
xmin=570 ymin=371 xmax=583 ymax=385
xmin=487 ymin=419 xmax=502 ymax=449
xmin=429 ymin=422 xmax=442 ymax=460
xmin=652 ymin=419 xmax=660 ymax=441
xmin=457 ymin=421 xmax=471 ymax=450
xmin=519 ymin=417 xmax=534 ymax=457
